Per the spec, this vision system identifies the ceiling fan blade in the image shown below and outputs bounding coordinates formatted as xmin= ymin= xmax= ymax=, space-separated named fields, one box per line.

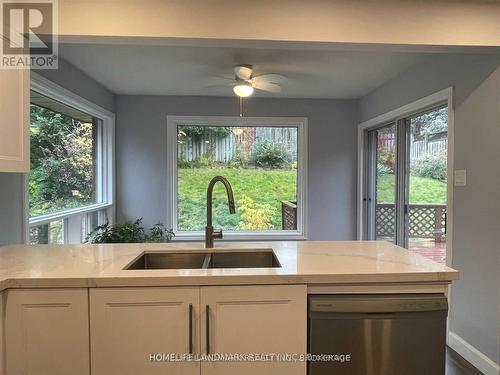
xmin=202 ymin=76 xmax=235 ymax=87
xmin=253 ymin=74 xmax=287 ymax=84
xmin=252 ymin=81 xmax=281 ymax=93
xmin=234 ymin=65 xmax=253 ymax=81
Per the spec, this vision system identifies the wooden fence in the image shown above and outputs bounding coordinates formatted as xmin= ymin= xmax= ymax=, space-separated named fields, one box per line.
xmin=410 ymin=139 xmax=447 ymax=160
xmin=178 ymin=127 xmax=297 ymax=162
xmin=378 ymin=137 xmax=447 ymax=160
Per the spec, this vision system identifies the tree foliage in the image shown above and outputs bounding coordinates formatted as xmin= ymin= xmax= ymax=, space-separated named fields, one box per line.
xmin=178 ymin=125 xmax=232 ymax=139
xmin=410 ymin=107 xmax=448 ymax=140
xmin=29 ymin=105 xmax=95 ymax=217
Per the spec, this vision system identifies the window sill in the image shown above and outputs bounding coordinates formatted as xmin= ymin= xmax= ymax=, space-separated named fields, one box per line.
xmin=171 ymin=231 xmax=307 ymax=242
xmin=29 ymin=202 xmax=112 ymax=226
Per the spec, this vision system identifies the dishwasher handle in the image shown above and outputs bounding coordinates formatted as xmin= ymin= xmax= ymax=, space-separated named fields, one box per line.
xmin=309 ymin=294 xmax=448 ymax=313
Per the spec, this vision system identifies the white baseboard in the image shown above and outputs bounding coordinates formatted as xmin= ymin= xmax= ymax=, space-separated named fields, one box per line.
xmin=448 ymin=331 xmax=499 ymax=375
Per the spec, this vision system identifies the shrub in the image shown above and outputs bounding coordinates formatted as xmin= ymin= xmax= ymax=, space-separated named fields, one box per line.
xmin=86 ymin=218 xmax=174 ymax=243
xmin=178 ymin=157 xmax=192 ymax=169
xmin=253 ymin=141 xmax=291 ymax=169
xmin=227 ymin=145 xmax=250 ymax=169
xmin=377 ymin=149 xmax=395 ymax=174
xmin=194 ymin=154 xmax=213 ymax=168
xmin=178 ymin=154 xmax=215 ymax=169
xmin=237 ymin=196 xmax=276 ymax=230
xmin=411 ymin=152 xmax=447 ymax=181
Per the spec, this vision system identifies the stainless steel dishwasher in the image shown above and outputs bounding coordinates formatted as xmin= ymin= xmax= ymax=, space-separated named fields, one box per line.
xmin=308 ymin=294 xmax=448 ymax=375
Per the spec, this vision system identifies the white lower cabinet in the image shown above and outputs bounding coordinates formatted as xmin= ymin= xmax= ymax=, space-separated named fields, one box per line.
xmin=90 ymin=287 xmax=200 ymax=375
xmin=90 ymin=284 xmax=307 ymax=375
xmin=1 ymin=285 xmax=306 ymax=375
xmin=4 ymin=289 xmax=90 ymax=375
xmin=201 ymin=284 xmax=307 ymax=375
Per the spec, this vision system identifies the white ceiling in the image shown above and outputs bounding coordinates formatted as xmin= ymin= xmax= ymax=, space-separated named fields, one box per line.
xmin=59 ymin=43 xmax=432 ymax=99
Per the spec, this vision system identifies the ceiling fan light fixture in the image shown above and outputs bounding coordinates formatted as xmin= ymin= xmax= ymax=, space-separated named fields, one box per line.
xmin=233 ymin=83 xmax=254 ymax=97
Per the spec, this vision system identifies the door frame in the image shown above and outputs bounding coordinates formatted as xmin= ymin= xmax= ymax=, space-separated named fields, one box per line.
xmin=357 ymin=87 xmax=454 ymax=267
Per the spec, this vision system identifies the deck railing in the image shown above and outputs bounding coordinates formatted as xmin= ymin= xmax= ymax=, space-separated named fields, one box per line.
xmin=376 ymin=203 xmax=446 ymax=242
xmin=281 ymin=201 xmax=297 ymax=230
xmin=281 ymin=201 xmax=446 ymax=242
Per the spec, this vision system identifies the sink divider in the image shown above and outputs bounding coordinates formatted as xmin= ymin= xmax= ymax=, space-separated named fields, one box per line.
xmin=202 ymin=253 xmax=212 ymax=269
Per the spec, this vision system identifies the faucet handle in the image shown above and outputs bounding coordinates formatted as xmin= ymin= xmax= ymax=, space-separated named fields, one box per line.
xmin=213 ymin=229 xmax=223 ymax=239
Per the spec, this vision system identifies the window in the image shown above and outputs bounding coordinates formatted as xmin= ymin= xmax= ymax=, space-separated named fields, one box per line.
xmin=359 ymin=89 xmax=452 ymax=265
xmin=28 ymin=75 xmax=114 ymax=244
xmin=167 ymin=116 xmax=307 ymax=240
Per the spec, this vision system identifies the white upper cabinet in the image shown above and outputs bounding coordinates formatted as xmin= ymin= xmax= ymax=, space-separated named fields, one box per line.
xmin=0 ymin=68 xmax=29 ymax=172
xmin=201 ymin=284 xmax=307 ymax=375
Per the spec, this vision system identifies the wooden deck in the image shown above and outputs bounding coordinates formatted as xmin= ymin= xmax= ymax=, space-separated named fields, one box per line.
xmin=410 ymin=239 xmax=446 ymax=264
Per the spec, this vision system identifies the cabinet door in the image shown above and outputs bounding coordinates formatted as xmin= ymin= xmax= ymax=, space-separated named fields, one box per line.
xmin=90 ymin=287 xmax=199 ymax=375
xmin=0 ymin=68 xmax=30 ymax=172
xmin=4 ymin=289 xmax=89 ymax=375
xmin=201 ymin=284 xmax=307 ymax=375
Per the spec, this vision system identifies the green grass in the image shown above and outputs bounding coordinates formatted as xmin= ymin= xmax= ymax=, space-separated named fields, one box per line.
xmin=178 ymin=168 xmax=297 ymax=231
xmin=178 ymin=169 xmax=446 ymax=232
xmin=377 ymin=174 xmax=447 ymax=204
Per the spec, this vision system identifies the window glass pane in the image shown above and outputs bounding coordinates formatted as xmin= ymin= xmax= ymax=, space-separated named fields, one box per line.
xmin=177 ymin=125 xmax=298 ymax=231
xmin=29 ymin=91 xmax=99 ymax=217
xmin=408 ymin=107 xmax=448 ymax=264
xmin=29 ymin=220 xmax=64 ymax=244
xmin=374 ymin=124 xmax=397 ymax=243
xmin=81 ymin=210 xmax=102 ymax=242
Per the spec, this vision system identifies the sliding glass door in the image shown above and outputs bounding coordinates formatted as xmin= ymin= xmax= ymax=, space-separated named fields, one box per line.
xmin=367 ymin=123 xmax=397 ymax=244
xmin=365 ymin=106 xmax=448 ymax=264
xmin=406 ymin=107 xmax=448 ymax=262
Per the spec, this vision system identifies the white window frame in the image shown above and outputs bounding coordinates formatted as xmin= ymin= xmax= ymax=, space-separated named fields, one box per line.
xmin=25 ymin=73 xmax=115 ymax=243
xmin=167 ymin=115 xmax=308 ymax=241
xmin=357 ymin=87 xmax=454 ymax=266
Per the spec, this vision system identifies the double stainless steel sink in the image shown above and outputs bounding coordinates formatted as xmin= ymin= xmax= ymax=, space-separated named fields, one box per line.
xmin=125 ymin=249 xmax=281 ymax=270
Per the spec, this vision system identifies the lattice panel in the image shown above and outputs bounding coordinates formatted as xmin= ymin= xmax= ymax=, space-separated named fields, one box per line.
xmin=281 ymin=201 xmax=297 ymax=230
xmin=409 ymin=205 xmax=446 ymax=241
xmin=375 ymin=204 xmax=446 ymax=242
xmin=376 ymin=205 xmax=396 ymax=238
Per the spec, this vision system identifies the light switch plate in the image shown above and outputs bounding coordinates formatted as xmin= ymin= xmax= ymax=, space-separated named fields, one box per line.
xmin=454 ymin=170 xmax=467 ymax=186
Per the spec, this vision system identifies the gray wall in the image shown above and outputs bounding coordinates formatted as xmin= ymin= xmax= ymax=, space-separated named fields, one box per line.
xmin=0 ymin=58 xmax=116 ymax=245
xmin=115 ymin=96 xmax=358 ymax=240
xmin=0 ymin=173 xmax=25 ymax=245
xmin=34 ymin=58 xmax=116 ymax=113
xmin=359 ymin=54 xmax=500 ymax=365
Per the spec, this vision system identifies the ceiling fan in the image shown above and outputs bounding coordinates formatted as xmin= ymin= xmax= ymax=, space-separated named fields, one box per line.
xmin=206 ymin=64 xmax=286 ymax=97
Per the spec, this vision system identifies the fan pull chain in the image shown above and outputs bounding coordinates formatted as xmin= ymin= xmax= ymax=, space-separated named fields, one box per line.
xmin=239 ymin=97 xmax=243 ymax=117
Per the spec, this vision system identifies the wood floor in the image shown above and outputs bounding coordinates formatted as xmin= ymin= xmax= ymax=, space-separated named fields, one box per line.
xmin=446 ymin=347 xmax=483 ymax=375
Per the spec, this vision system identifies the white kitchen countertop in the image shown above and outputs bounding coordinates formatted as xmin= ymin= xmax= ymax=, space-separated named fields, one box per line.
xmin=0 ymin=241 xmax=458 ymax=291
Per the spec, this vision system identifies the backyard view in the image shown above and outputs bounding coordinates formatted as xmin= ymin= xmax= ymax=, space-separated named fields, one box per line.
xmin=177 ymin=125 xmax=298 ymax=231
xmin=375 ymin=107 xmax=448 ymax=263
xmin=28 ymin=91 xmax=98 ymax=244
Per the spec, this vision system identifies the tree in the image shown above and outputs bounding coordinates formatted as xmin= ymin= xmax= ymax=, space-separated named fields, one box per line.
xmin=410 ymin=107 xmax=448 ymax=140
xmin=29 ymin=105 xmax=95 ymax=216
xmin=178 ymin=125 xmax=232 ymax=139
